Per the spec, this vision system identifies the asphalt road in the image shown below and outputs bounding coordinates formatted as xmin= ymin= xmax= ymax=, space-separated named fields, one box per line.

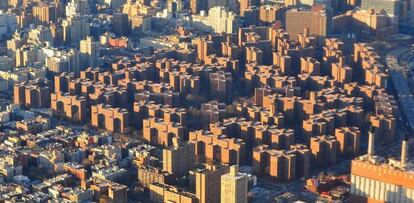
xmin=386 ymin=47 xmax=414 ymax=132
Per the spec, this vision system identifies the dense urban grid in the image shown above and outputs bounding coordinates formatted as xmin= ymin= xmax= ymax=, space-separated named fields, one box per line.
xmin=0 ymin=0 xmax=413 ymax=202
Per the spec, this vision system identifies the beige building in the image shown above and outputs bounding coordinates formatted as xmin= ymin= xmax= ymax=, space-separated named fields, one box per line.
xmin=32 ymin=3 xmax=58 ymax=26
xmin=361 ymin=0 xmax=399 ymax=17
xmin=62 ymin=16 xmax=90 ymax=45
xmin=149 ymin=183 xmax=198 ymax=203
xmin=45 ymin=49 xmax=81 ymax=75
xmin=191 ymin=6 xmax=241 ymax=34
xmin=163 ymin=142 xmax=196 ymax=176
xmin=80 ymin=36 xmax=100 ymax=69
xmin=286 ymin=8 xmax=331 ymax=41
xmin=220 ymin=165 xmax=248 ymax=203
xmin=28 ymin=26 xmax=53 ymax=46
xmin=193 ymin=164 xmax=230 ymax=203
xmin=15 ymin=45 xmax=38 ymax=68
xmin=66 ymin=0 xmax=90 ymax=18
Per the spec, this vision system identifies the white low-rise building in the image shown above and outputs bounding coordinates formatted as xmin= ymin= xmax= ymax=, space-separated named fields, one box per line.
xmin=190 ymin=6 xmax=241 ymax=34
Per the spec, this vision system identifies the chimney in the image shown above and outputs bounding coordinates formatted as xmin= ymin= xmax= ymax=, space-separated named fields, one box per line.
xmin=401 ymin=139 xmax=408 ymax=169
xmin=368 ymin=127 xmax=375 ymax=160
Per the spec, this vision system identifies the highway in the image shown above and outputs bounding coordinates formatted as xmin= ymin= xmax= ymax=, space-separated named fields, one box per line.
xmin=386 ymin=47 xmax=414 ymax=132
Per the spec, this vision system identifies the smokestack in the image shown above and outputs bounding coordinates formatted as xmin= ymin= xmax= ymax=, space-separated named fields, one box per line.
xmin=368 ymin=127 xmax=375 ymax=160
xmin=401 ymin=139 xmax=408 ymax=169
